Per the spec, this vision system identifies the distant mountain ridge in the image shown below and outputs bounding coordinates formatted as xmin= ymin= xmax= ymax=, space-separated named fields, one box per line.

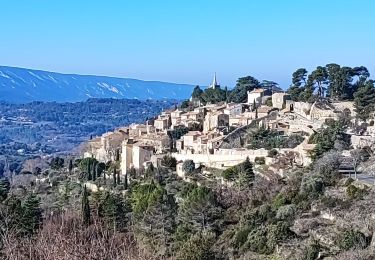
xmin=0 ymin=66 xmax=195 ymax=103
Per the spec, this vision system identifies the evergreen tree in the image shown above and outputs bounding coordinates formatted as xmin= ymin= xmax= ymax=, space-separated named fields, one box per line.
xmin=124 ymin=173 xmax=128 ymax=190
xmin=81 ymin=185 xmax=91 ymax=226
xmin=113 ymin=168 xmax=117 ymax=187
xmin=288 ymin=68 xmax=308 ymax=101
xmin=237 ymin=157 xmax=255 ymax=189
xmin=98 ymin=191 xmax=130 ymax=232
xmin=292 ymin=68 xmax=308 ymax=87
xmin=92 ymin=162 xmax=97 ymax=181
xmin=229 ymin=76 xmax=260 ymax=103
xmin=22 ymin=194 xmax=42 ymax=235
xmin=146 ymin=163 xmax=155 ymax=177
xmin=178 ymin=186 xmax=222 ymax=233
xmin=0 ymin=178 xmax=10 ymax=202
xmin=354 ymin=80 xmax=375 ymax=121
xmin=116 ymin=171 xmax=121 ymax=184
xmin=191 ymin=85 xmax=204 ymax=99
xmin=87 ymin=162 xmax=92 ymax=181
xmin=68 ymin=159 xmax=73 ymax=173
xmin=132 ymin=184 xmax=177 ymax=256
xmin=307 ymin=66 xmax=328 ymax=98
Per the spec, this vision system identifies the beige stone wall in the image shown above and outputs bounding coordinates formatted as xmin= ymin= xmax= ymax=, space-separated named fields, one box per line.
xmin=293 ymin=102 xmax=312 ymax=118
xmin=154 ymin=118 xmax=168 ymax=130
xmin=132 ymin=145 xmax=153 ymax=169
xmin=172 ymin=149 xmax=269 ymax=169
xmin=120 ymin=142 xmax=133 ymax=175
xmin=272 ymin=93 xmax=290 ymax=109
xmin=247 ymin=92 xmax=263 ymax=105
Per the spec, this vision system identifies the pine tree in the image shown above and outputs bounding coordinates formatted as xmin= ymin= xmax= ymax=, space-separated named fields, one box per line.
xmin=354 ymin=80 xmax=375 ymax=121
xmin=81 ymin=185 xmax=91 ymax=226
xmin=68 ymin=159 xmax=73 ymax=173
xmin=22 ymin=194 xmax=42 ymax=234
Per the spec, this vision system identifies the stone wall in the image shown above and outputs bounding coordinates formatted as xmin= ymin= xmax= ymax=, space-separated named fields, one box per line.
xmin=172 ymin=149 xmax=269 ymax=169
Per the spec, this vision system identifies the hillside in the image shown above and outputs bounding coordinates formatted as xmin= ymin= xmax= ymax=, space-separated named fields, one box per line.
xmin=0 ymin=66 xmax=195 ymax=103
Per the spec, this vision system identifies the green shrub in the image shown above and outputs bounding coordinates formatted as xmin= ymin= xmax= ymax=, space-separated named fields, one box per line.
xmin=161 ymin=155 xmax=177 ymax=169
xmin=176 ymin=231 xmax=216 ymax=260
xmin=271 ymin=193 xmax=289 ymax=210
xmin=245 ymin=225 xmax=269 ymax=254
xmin=299 ymin=175 xmax=324 ymax=199
xmin=233 ymin=226 xmax=252 ymax=248
xmin=343 ymin=177 xmax=355 ymax=187
xmin=346 ymin=184 xmax=366 ymax=200
xmin=337 ymin=229 xmax=368 ymax=250
xmin=222 ymin=166 xmax=237 ymax=181
xmin=268 ymin=149 xmax=278 ymax=158
xmin=276 ymin=204 xmax=296 ymax=220
xmin=244 ymin=221 xmax=292 ymax=255
xmin=302 ymin=242 xmax=321 ymax=260
xmin=254 ymin=157 xmax=266 ymax=165
xmin=319 ymin=196 xmax=351 ymax=210
xmin=182 ymin=160 xmax=195 ymax=174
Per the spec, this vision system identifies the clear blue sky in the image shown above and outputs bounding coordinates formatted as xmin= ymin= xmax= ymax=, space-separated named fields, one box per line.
xmin=1 ymin=0 xmax=374 ymax=88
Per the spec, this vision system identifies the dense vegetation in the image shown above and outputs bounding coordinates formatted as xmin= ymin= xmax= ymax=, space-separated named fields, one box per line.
xmin=0 ymin=131 xmax=374 ymax=259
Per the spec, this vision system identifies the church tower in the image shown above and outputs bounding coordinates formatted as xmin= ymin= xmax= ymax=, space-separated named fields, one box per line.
xmin=209 ymin=72 xmax=220 ymax=89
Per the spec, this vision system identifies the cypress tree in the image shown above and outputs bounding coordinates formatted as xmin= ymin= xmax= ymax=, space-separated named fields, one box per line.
xmin=124 ymin=173 xmax=128 ymax=190
xmin=92 ymin=162 xmax=97 ymax=181
xmin=81 ymin=185 xmax=91 ymax=226
xmin=113 ymin=168 xmax=117 ymax=187
xmin=116 ymin=171 xmax=121 ymax=184
xmin=87 ymin=162 xmax=92 ymax=181
xmin=68 ymin=159 xmax=73 ymax=173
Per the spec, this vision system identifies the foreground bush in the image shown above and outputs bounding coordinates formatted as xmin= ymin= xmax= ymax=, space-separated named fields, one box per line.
xmin=1 ymin=212 xmax=149 ymax=260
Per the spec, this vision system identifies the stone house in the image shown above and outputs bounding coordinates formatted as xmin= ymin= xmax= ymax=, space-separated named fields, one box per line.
xmin=247 ymin=88 xmax=265 ymax=107
xmin=154 ymin=116 xmax=170 ymax=131
xmin=272 ymin=92 xmax=291 ymax=109
xmin=121 ymin=139 xmax=154 ymax=175
xmin=203 ymin=112 xmax=229 ymax=133
xmin=224 ymin=103 xmax=243 ymax=117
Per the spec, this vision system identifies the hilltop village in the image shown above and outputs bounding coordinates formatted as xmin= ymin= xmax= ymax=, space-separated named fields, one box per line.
xmin=83 ymin=73 xmax=374 ymax=184
xmin=3 ymin=65 xmax=375 ymax=259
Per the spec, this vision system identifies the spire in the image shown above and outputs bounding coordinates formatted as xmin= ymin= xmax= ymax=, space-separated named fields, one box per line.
xmin=211 ymin=72 xmax=218 ymax=89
